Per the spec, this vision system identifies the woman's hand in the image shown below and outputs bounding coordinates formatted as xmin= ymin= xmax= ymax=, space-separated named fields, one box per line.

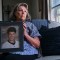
xmin=23 ymin=22 xmax=40 ymax=48
xmin=23 ymin=22 xmax=28 ymax=36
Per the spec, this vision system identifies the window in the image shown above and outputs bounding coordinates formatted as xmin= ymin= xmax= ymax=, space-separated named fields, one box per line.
xmin=48 ymin=0 xmax=60 ymax=23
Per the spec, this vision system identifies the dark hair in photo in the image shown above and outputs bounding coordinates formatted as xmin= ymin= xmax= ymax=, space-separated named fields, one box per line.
xmin=7 ymin=27 xmax=16 ymax=34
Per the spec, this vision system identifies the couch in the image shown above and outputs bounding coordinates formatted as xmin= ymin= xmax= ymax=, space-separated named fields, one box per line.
xmin=32 ymin=19 xmax=60 ymax=60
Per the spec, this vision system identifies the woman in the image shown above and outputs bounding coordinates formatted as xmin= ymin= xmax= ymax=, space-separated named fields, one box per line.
xmin=5 ymin=3 xmax=41 ymax=60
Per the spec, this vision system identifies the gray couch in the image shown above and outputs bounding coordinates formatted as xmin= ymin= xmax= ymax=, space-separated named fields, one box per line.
xmin=32 ymin=19 xmax=48 ymax=30
xmin=32 ymin=19 xmax=60 ymax=60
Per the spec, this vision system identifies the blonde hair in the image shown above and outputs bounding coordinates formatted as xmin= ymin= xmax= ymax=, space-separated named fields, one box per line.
xmin=9 ymin=3 xmax=31 ymax=21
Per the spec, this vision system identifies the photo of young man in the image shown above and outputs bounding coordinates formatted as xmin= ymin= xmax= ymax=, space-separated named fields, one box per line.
xmin=1 ymin=27 xmax=19 ymax=49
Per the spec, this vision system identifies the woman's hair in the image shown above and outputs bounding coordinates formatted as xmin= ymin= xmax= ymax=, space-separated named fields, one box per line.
xmin=9 ymin=3 xmax=31 ymax=21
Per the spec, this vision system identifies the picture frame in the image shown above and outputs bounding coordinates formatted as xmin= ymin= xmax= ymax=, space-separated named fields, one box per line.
xmin=0 ymin=21 xmax=24 ymax=52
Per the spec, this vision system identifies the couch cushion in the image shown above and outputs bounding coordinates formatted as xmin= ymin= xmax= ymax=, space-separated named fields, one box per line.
xmin=32 ymin=19 xmax=48 ymax=30
xmin=39 ymin=26 xmax=60 ymax=56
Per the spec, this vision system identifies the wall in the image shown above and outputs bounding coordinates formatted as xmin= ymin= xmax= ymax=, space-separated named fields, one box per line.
xmin=30 ymin=0 xmax=41 ymax=19
xmin=0 ymin=0 xmax=2 ymax=21
xmin=30 ymin=0 xmax=46 ymax=19
xmin=30 ymin=0 xmax=38 ymax=19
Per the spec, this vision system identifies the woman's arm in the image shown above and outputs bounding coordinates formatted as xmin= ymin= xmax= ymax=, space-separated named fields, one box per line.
xmin=23 ymin=23 xmax=40 ymax=48
xmin=24 ymin=33 xmax=40 ymax=48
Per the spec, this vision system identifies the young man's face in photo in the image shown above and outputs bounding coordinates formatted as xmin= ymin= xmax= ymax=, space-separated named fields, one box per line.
xmin=8 ymin=32 xmax=16 ymax=44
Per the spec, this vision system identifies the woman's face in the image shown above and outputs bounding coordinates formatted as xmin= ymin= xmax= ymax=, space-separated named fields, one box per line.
xmin=15 ymin=6 xmax=28 ymax=21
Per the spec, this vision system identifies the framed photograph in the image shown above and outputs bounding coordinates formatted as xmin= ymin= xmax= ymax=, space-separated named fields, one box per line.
xmin=0 ymin=21 xmax=24 ymax=52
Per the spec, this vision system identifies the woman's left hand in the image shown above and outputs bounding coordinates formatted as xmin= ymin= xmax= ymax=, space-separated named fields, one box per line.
xmin=23 ymin=22 xmax=28 ymax=36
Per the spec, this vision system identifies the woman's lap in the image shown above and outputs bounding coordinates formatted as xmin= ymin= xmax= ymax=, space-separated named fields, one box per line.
xmin=3 ymin=54 xmax=38 ymax=60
